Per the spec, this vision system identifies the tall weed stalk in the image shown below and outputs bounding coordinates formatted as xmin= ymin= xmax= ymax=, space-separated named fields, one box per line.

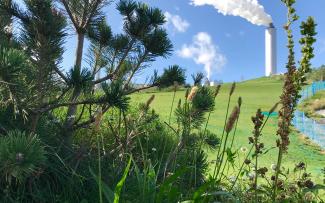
xmin=273 ymin=0 xmax=317 ymax=200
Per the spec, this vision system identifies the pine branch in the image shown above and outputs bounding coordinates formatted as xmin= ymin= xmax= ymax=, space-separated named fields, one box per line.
xmin=54 ymin=67 xmax=69 ymax=83
xmin=60 ymin=0 xmax=79 ymax=29
xmin=125 ymin=83 xmax=157 ymax=94
xmin=93 ymin=73 xmax=114 ymax=84
xmin=82 ymin=0 xmax=104 ymax=28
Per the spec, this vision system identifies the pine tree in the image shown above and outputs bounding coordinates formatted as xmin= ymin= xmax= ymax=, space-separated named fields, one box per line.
xmin=0 ymin=0 xmax=179 ymax=151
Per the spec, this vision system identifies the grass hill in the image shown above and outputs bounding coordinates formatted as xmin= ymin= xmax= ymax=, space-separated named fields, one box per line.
xmin=131 ymin=77 xmax=325 ymax=181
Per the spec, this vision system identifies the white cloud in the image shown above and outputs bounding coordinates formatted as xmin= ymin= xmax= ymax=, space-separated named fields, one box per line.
xmin=164 ymin=12 xmax=190 ymax=33
xmin=177 ymin=32 xmax=226 ymax=80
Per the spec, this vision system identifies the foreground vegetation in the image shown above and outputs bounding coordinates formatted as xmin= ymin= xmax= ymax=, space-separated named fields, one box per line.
xmin=0 ymin=0 xmax=324 ymax=202
xmin=132 ymin=77 xmax=325 ymax=178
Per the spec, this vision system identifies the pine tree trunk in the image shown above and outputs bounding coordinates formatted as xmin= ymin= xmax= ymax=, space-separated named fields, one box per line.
xmin=74 ymin=33 xmax=84 ymax=71
xmin=30 ymin=113 xmax=40 ymax=133
xmin=62 ymin=32 xmax=85 ymax=149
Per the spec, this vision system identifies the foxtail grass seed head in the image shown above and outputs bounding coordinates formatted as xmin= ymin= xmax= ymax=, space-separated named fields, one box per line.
xmin=238 ymin=97 xmax=242 ymax=108
xmin=229 ymin=82 xmax=236 ymax=96
xmin=145 ymin=94 xmax=155 ymax=108
xmin=177 ymin=99 xmax=182 ymax=108
xmin=225 ymin=106 xmax=240 ymax=133
xmin=187 ymin=86 xmax=199 ymax=101
xmin=214 ymin=84 xmax=222 ymax=97
xmin=185 ymin=88 xmax=190 ymax=99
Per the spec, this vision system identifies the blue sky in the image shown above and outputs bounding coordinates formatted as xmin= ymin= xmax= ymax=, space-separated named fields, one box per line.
xmin=59 ymin=0 xmax=325 ymax=83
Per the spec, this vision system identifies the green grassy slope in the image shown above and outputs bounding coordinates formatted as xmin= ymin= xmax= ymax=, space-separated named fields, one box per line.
xmin=131 ymin=77 xmax=325 ymax=180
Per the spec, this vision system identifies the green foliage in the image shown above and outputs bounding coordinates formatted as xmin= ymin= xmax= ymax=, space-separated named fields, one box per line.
xmin=90 ymin=157 xmax=132 ymax=203
xmin=0 ymin=130 xmax=46 ymax=183
xmin=297 ymin=16 xmax=317 ymax=88
xmin=0 ymin=0 xmax=13 ymax=45
xmin=158 ymin=65 xmax=186 ymax=88
xmin=109 ymin=34 xmax=130 ymax=53
xmin=178 ymin=149 xmax=209 ymax=188
xmin=0 ymin=46 xmax=33 ymax=118
xmin=102 ymin=80 xmax=130 ymax=111
xmin=67 ymin=68 xmax=94 ymax=93
xmin=21 ymin=0 xmax=66 ymax=63
xmin=201 ymin=130 xmax=220 ymax=150
xmin=142 ymin=28 xmax=173 ymax=58
xmin=156 ymin=167 xmax=189 ymax=203
xmin=59 ymin=0 xmax=107 ymax=33
xmin=0 ymin=0 xmax=323 ymax=202
xmin=176 ymin=87 xmax=215 ymax=129
xmin=87 ymin=18 xmax=112 ymax=47
xmin=114 ymin=157 xmax=132 ymax=203
xmin=192 ymin=86 xmax=215 ymax=112
xmin=118 ymin=0 xmax=165 ymax=38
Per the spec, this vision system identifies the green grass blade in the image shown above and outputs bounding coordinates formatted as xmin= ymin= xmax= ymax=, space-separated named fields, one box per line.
xmin=156 ymin=167 xmax=188 ymax=203
xmin=89 ymin=167 xmax=114 ymax=203
xmin=114 ymin=157 xmax=132 ymax=203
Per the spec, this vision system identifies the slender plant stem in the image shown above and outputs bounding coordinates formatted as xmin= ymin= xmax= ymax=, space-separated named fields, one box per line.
xmin=272 ymin=147 xmax=283 ymax=202
xmin=199 ymin=94 xmax=218 ymax=152
xmin=254 ymin=149 xmax=258 ymax=203
xmin=168 ymin=88 xmax=177 ymax=124
xmin=223 ymin=117 xmax=240 ymax=176
xmin=203 ymin=111 xmax=212 ymax=137
xmin=230 ymin=146 xmax=254 ymax=191
xmin=229 ymin=113 xmax=271 ymax=191
xmin=215 ymin=131 xmax=230 ymax=180
xmin=213 ymin=94 xmax=232 ymax=178
xmin=97 ymin=134 xmax=103 ymax=203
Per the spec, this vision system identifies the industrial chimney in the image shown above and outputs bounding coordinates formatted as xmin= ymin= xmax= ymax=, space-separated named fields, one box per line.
xmin=265 ymin=23 xmax=277 ymax=76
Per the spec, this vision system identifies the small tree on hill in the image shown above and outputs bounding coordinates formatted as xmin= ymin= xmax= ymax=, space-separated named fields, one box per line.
xmin=191 ymin=72 xmax=204 ymax=86
xmin=158 ymin=65 xmax=186 ymax=88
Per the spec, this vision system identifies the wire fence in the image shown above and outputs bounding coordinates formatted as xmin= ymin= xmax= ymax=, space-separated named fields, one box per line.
xmin=293 ymin=81 xmax=325 ymax=148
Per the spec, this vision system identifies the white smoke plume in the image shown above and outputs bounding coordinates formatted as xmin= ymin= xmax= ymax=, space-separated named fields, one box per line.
xmin=191 ymin=0 xmax=272 ymax=26
xmin=177 ymin=32 xmax=226 ymax=80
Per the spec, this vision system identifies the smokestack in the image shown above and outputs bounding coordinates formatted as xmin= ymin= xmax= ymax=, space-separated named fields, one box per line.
xmin=265 ymin=23 xmax=277 ymax=76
